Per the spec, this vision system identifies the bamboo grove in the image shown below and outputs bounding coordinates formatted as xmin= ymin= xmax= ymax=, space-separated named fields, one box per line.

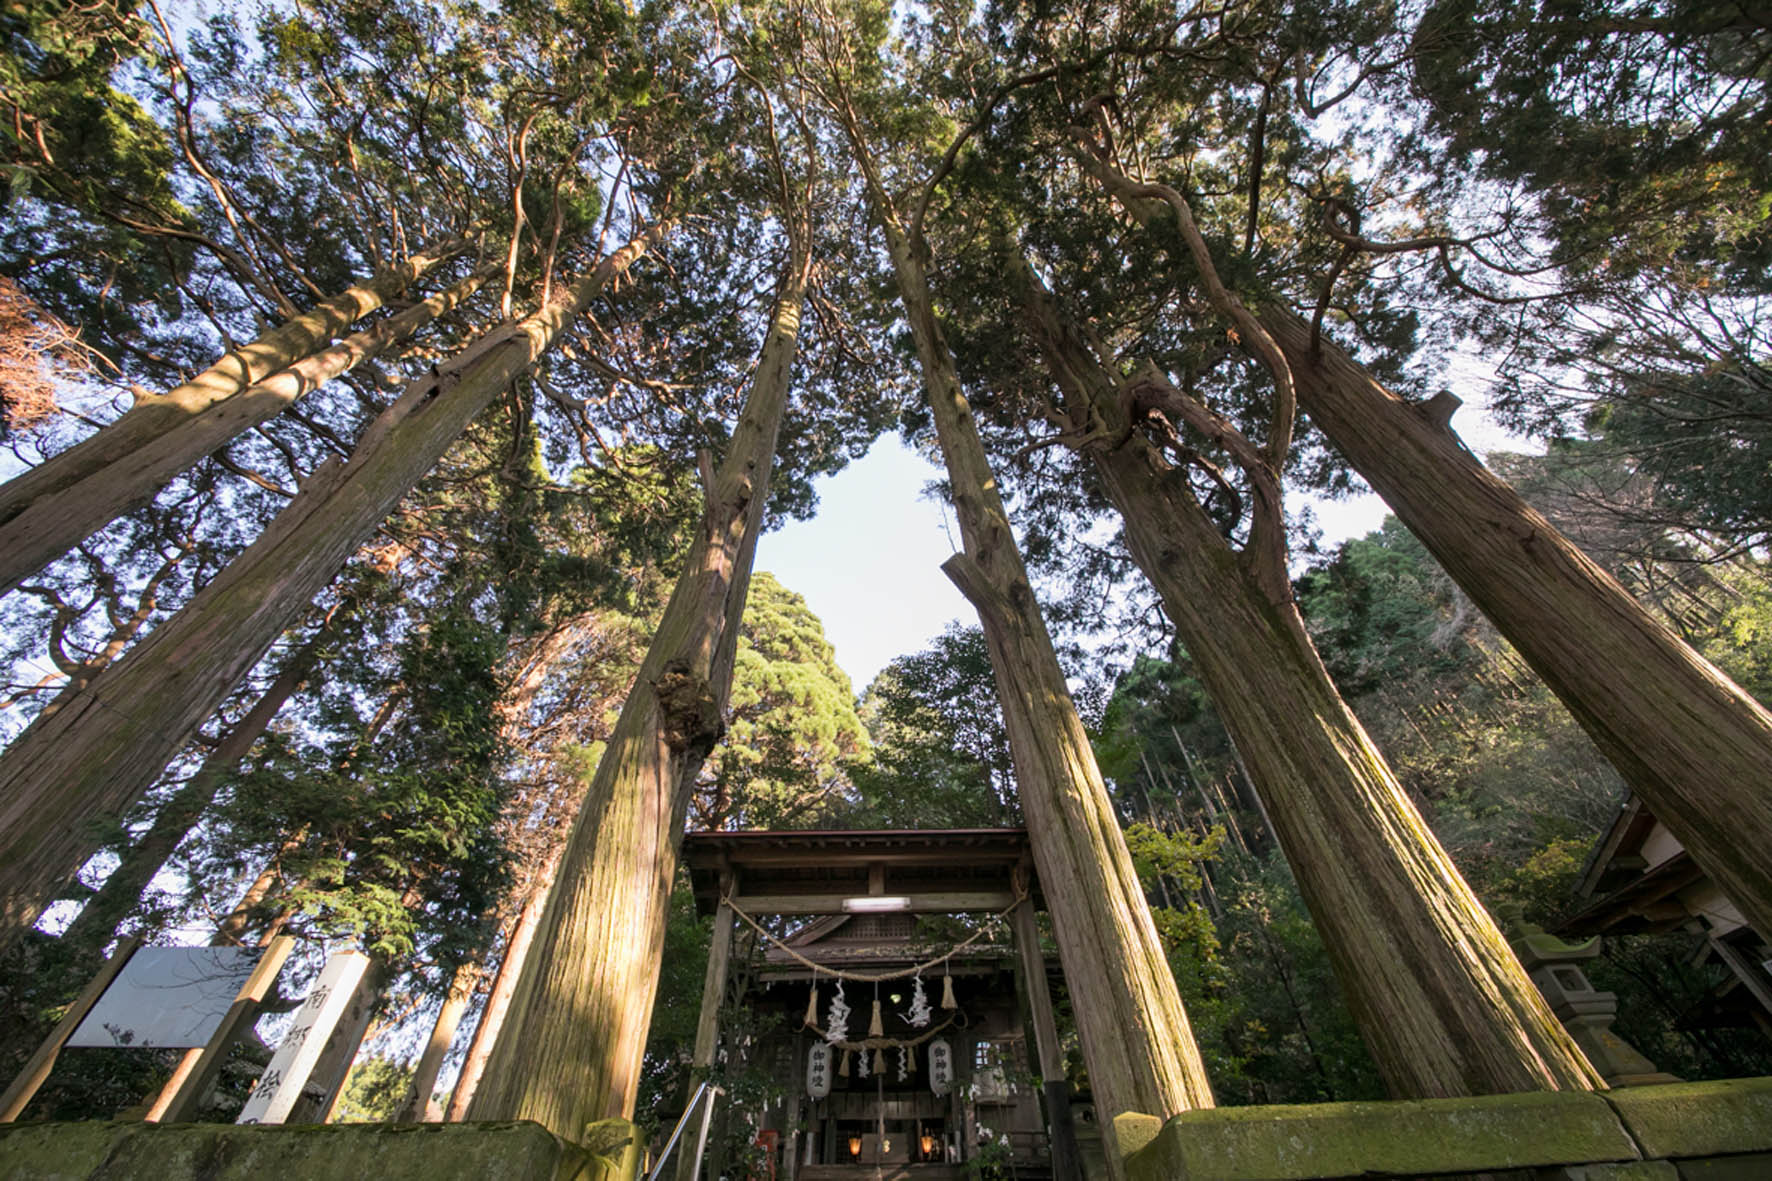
xmin=2 ymin=0 xmax=1769 ymax=1159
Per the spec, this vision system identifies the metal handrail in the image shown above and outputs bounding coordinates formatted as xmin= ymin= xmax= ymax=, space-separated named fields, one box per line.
xmin=645 ymin=1081 xmax=722 ymax=1181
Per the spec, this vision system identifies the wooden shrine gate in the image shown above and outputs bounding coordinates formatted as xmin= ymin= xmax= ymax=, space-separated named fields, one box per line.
xmin=677 ymin=828 xmax=1089 ymax=1181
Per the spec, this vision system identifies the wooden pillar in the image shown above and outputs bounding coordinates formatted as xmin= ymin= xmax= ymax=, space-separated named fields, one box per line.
xmin=677 ymin=878 xmax=736 ymax=1181
xmin=1013 ymin=894 xmax=1082 ymax=1181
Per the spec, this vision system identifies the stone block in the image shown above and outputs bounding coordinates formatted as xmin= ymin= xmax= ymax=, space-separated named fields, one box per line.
xmin=1605 ymin=1078 xmax=1772 ymax=1160
xmin=0 ymin=1120 xmax=132 ymax=1180
xmin=1111 ymin=1112 xmax=1163 ymax=1160
xmin=1123 ymin=1090 xmax=1640 ymax=1180
xmin=1673 ymin=1153 xmax=1772 ymax=1180
xmin=1543 ymin=1163 xmax=1680 ymax=1180
xmin=0 ymin=1120 xmax=608 ymax=1181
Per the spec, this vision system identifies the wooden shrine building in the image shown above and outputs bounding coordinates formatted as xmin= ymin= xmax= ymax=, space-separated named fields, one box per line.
xmin=680 ymin=828 xmax=1094 ymax=1180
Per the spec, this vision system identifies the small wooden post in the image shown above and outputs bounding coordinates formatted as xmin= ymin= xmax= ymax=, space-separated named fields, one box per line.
xmin=234 ymin=949 xmax=369 ymax=1124
xmin=307 ymin=960 xmax=385 ymax=1121
xmin=1012 ymin=891 xmax=1082 ymax=1181
xmin=0 ymin=935 xmax=143 ymax=1121
xmin=677 ymin=872 xmax=736 ymax=1181
xmin=149 ymin=935 xmax=294 ymax=1122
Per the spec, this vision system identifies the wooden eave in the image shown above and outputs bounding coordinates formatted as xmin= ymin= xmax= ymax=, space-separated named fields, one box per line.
xmin=1574 ymin=795 xmax=1658 ymax=901
xmin=1558 ymin=850 xmax=1705 ymax=936
xmin=680 ymin=827 xmax=1040 ymax=918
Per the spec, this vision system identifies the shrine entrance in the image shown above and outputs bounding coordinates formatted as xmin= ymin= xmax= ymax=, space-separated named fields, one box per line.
xmin=679 ymin=828 xmax=1090 ymax=1180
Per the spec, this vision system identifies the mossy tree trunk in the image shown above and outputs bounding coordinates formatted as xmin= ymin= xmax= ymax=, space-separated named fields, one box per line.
xmin=0 ymin=260 xmax=496 ymax=596
xmin=0 ymin=238 xmax=472 ymax=593
xmin=1017 ymin=263 xmax=1601 ymax=1098
xmin=467 ymin=232 xmax=812 ymax=1136
xmin=0 ymin=227 xmax=665 ymax=953
xmin=827 ymin=99 xmax=1214 ymax=1165
xmin=1262 ymin=308 xmax=1772 ymax=941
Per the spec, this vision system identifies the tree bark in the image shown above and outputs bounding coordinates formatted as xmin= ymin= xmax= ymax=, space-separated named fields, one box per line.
xmin=1261 ymin=308 xmax=1772 ymax=936
xmin=53 ymin=623 xmax=326 ymax=966
xmin=830 ymin=105 xmax=1214 ymax=1166
xmin=0 ymin=226 xmax=667 ymax=953
xmin=395 ymin=957 xmax=483 ymax=1123
xmin=0 ymin=259 xmax=497 ymax=596
xmin=445 ymin=855 xmax=557 ymax=1122
xmin=1017 ymin=266 xmax=1600 ymax=1097
xmin=1088 ymin=159 xmax=1772 ymax=940
xmin=1259 ymin=307 xmax=1772 ymax=939
xmin=467 ymin=233 xmax=810 ymax=1137
xmin=0 ymin=238 xmax=468 ymax=538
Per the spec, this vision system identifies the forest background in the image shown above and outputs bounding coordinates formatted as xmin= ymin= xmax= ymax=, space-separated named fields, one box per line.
xmin=1 ymin=0 xmax=1770 ymax=1154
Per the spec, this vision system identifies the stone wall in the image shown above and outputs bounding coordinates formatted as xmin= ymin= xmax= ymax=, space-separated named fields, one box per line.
xmin=0 ymin=1117 xmax=643 ymax=1181
xmin=1116 ymin=1077 xmax=1772 ymax=1180
xmin=8 ymin=1080 xmax=1771 ymax=1180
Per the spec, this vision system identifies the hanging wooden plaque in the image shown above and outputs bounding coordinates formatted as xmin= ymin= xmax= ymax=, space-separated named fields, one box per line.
xmin=806 ymin=1040 xmax=833 ymax=1099
xmin=928 ymin=1037 xmax=953 ymax=1097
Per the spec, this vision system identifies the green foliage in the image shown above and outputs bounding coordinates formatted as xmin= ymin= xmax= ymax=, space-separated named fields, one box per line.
xmin=848 ymin=626 xmax=1019 ymax=828
xmin=1411 ymin=0 xmax=1771 ymax=288
xmin=0 ymin=1 xmax=186 ymax=225
xmin=1123 ymin=822 xmax=1221 ymax=898
xmin=636 ymin=872 xmax=709 ymax=1135
xmin=332 ymin=1056 xmax=416 ymax=1123
xmin=705 ymin=572 xmax=870 ymax=829
xmin=209 ymin=599 xmax=510 ymax=962
xmin=1127 ymin=832 xmax=1386 ymax=1106
xmin=1294 ymin=521 xmax=1480 ymax=697
xmin=1702 ymin=580 xmax=1772 ymax=705
xmin=1590 ymin=376 xmax=1772 ymax=552
xmin=1482 ymin=837 xmax=1590 ymax=928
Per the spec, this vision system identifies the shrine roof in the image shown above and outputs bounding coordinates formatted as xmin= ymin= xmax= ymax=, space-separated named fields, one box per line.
xmin=680 ymin=827 xmax=1039 ymax=918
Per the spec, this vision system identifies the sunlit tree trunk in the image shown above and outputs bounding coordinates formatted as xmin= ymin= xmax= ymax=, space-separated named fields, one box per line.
xmin=395 ymin=956 xmax=483 ymax=1122
xmin=0 ymin=227 xmax=666 ymax=953
xmin=0 ymin=239 xmax=469 ymax=581
xmin=0 ymin=258 xmax=496 ymax=596
xmin=827 ymin=101 xmax=1213 ymax=1168
xmin=445 ymin=855 xmax=556 ymax=1122
xmin=1260 ymin=308 xmax=1772 ymax=940
xmin=468 ymin=232 xmax=810 ymax=1135
xmin=1018 ymin=265 xmax=1600 ymax=1097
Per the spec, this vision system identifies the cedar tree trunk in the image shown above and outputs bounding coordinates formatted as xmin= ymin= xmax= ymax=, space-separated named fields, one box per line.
xmin=0 ymin=227 xmax=665 ymax=952
xmin=833 ymin=106 xmax=1214 ymax=1160
xmin=0 ymin=258 xmax=496 ymax=595
xmin=397 ymin=956 xmax=482 ymax=1122
xmin=53 ymin=626 xmax=324 ymax=966
xmin=0 ymin=239 xmax=466 ymax=554
xmin=1019 ymin=269 xmax=1600 ymax=1097
xmin=446 ymin=854 xmax=557 ymax=1122
xmin=1261 ymin=308 xmax=1772 ymax=940
xmin=1089 ymin=157 xmax=1772 ymax=939
xmin=467 ymin=237 xmax=811 ymax=1136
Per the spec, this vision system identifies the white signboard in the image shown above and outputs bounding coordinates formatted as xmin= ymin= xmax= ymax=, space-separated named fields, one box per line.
xmin=806 ymin=1041 xmax=832 ymax=1099
xmin=68 ymin=947 xmax=262 ymax=1049
xmin=237 ymin=951 xmax=369 ymax=1125
xmin=928 ymin=1038 xmax=953 ymax=1097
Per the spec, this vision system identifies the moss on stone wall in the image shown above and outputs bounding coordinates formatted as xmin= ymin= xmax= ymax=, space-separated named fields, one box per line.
xmin=1118 ymin=1077 xmax=1772 ymax=1180
xmin=0 ymin=1118 xmax=640 ymax=1181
